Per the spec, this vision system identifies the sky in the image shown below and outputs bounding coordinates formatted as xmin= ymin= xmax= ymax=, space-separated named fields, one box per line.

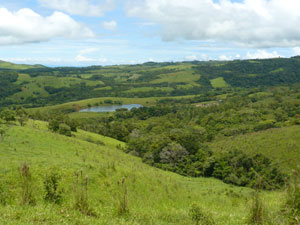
xmin=0 ymin=0 xmax=300 ymax=66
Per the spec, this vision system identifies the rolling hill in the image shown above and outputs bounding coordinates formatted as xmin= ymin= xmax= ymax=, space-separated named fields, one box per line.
xmin=1 ymin=57 xmax=300 ymax=108
xmin=0 ymin=120 xmax=286 ymax=225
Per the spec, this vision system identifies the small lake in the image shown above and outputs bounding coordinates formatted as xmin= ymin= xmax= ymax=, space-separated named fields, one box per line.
xmin=79 ymin=104 xmax=143 ymax=113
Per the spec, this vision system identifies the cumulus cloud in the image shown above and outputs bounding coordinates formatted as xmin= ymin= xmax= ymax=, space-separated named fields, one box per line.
xmin=0 ymin=8 xmax=94 ymax=45
xmin=75 ymin=48 xmax=107 ymax=63
xmin=293 ymin=47 xmax=300 ymax=56
xmin=75 ymin=55 xmax=107 ymax=63
xmin=39 ymin=0 xmax=115 ymax=17
xmin=245 ymin=50 xmax=281 ymax=59
xmin=219 ymin=55 xmax=233 ymax=61
xmin=101 ymin=20 xmax=117 ymax=31
xmin=185 ymin=55 xmax=197 ymax=61
xmin=126 ymin=0 xmax=300 ymax=48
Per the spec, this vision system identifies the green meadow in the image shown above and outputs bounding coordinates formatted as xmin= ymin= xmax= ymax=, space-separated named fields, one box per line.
xmin=0 ymin=120 xmax=289 ymax=224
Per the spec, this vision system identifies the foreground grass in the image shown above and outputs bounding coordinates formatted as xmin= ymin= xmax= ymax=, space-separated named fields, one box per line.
xmin=0 ymin=121 xmax=288 ymax=224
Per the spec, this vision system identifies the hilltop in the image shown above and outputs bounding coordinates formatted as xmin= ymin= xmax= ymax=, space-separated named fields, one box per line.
xmin=0 ymin=60 xmax=44 ymax=70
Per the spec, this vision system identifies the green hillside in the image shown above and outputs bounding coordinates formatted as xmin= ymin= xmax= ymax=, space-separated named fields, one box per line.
xmin=210 ymin=126 xmax=300 ymax=172
xmin=0 ymin=121 xmax=286 ymax=224
xmin=1 ymin=57 xmax=300 ymax=108
xmin=0 ymin=60 xmax=44 ymax=70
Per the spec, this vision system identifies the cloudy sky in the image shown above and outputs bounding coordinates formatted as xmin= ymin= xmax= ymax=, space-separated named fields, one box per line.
xmin=0 ymin=0 xmax=300 ymax=66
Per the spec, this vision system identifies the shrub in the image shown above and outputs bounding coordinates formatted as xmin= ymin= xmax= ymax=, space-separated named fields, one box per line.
xmin=44 ymin=171 xmax=63 ymax=204
xmin=58 ymin=124 xmax=72 ymax=137
xmin=189 ymin=203 xmax=215 ymax=225
xmin=0 ymin=109 xmax=16 ymax=123
xmin=73 ymin=171 xmax=95 ymax=216
xmin=116 ymin=177 xmax=129 ymax=216
xmin=284 ymin=166 xmax=300 ymax=223
xmin=248 ymin=176 xmax=265 ymax=225
xmin=254 ymin=120 xmax=277 ymax=132
xmin=0 ymin=184 xmax=8 ymax=206
xmin=19 ymin=162 xmax=35 ymax=205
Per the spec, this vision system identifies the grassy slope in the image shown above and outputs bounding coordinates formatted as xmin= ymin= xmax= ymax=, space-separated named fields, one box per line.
xmin=210 ymin=126 xmax=300 ymax=172
xmin=210 ymin=77 xmax=229 ymax=88
xmin=0 ymin=121 xmax=285 ymax=224
xmin=0 ymin=60 xmax=43 ymax=70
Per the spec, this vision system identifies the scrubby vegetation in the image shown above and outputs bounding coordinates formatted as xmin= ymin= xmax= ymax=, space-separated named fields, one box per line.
xmin=0 ymin=58 xmax=300 ymax=224
xmin=1 ymin=57 xmax=300 ymax=108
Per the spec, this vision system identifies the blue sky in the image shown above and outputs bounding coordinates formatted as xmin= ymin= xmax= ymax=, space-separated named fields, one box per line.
xmin=0 ymin=0 xmax=300 ymax=66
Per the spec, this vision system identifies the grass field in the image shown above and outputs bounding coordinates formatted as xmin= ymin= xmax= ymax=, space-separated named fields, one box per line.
xmin=0 ymin=60 xmax=43 ymax=70
xmin=210 ymin=126 xmax=300 ymax=172
xmin=150 ymin=71 xmax=200 ymax=84
xmin=0 ymin=120 xmax=288 ymax=224
xmin=210 ymin=77 xmax=229 ymax=88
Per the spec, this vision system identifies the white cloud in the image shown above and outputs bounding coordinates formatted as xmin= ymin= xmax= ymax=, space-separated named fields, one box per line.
xmin=185 ymin=55 xmax=197 ymax=61
xmin=219 ymin=55 xmax=232 ymax=61
xmin=75 ymin=48 xmax=107 ymax=63
xmin=126 ymin=0 xmax=300 ymax=48
xmin=0 ymin=8 xmax=94 ymax=45
xmin=293 ymin=47 xmax=300 ymax=56
xmin=75 ymin=54 xmax=95 ymax=62
xmin=75 ymin=55 xmax=108 ymax=63
xmin=101 ymin=20 xmax=117 ymax=31
xmin=39 ymin=0 xmax=115 ymax=17
xmin=245 ymin=50 xmax=281 ymax=59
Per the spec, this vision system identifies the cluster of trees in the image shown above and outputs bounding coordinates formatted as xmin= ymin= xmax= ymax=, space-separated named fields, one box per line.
xmin=0 ymin=107 xmax=28 ymax=126
xmin=195 ymin=57 xmax=300 ymax=88
xmin=48 ymin=114 xmax=78 ymax=137
xmin=0 ymin=72 xmax=21 ymax=100
xmin=58 ymin=86 xmax=299 ymax=189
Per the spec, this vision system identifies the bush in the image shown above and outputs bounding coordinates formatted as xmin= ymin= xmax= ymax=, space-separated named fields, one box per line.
xmin=44 ymin=171 xmax=63 ymax=204
xmin=116 ymin=177 xmax=129 ymax=216
xmin=0 ymin=184 xmax=9 ymax=206
xmin=189 ymin=203 xmax=215 ymax=225
xmin=0 ymin=109 xmax=16 ymax=123
xmin=284 ymin=166 xmax=300 ymax=223
xmin=73 ymin=171 xmax=95 ymax=216
xmin=58 ymin=124 xmax=72 ymax=137
xmin=19 ymin=162 xmax=35 ymax=205
xmin=254 ymin=120 xmax=277 ymax=132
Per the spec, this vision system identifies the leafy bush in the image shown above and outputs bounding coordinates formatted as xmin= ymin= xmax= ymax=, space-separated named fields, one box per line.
xmin=44 ymin=171 xmax=63 ymax=204
xmin=58 ymin=124 xmax=72 ymax=137
xmin=0 ymin=109 xmax=16 ymax=123
xmin=19 ymin=162 xmax=35 ymax=205
xmin=116 ymin=177 xmax=129 ymax=216
xmin=284 ymin=166 xmax=300 ymax=223
xmin=0 ymin=184 xmax=8 ymax=206
xmin=189 ymin=203 xmax=215 ymax=225
xmin=73 ymin=171 xmax=95 ymax=216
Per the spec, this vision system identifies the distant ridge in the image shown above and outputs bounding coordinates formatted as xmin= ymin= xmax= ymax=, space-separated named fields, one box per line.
xmin=0 ymin=60 xmax=45 ymax=70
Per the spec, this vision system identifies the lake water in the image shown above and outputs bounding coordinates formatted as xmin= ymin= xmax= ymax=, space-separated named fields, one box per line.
xmin=79 ymin=104 xmax=143 ymax=113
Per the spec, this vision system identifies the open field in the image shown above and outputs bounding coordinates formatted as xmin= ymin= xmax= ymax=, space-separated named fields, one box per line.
xmin=210 ymin=126 xmax=300 ymax=172
xmin=210 ymin=77 xmax=229 ymax=88
xmin=0 ymin=120 xmax=288 ymax=224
